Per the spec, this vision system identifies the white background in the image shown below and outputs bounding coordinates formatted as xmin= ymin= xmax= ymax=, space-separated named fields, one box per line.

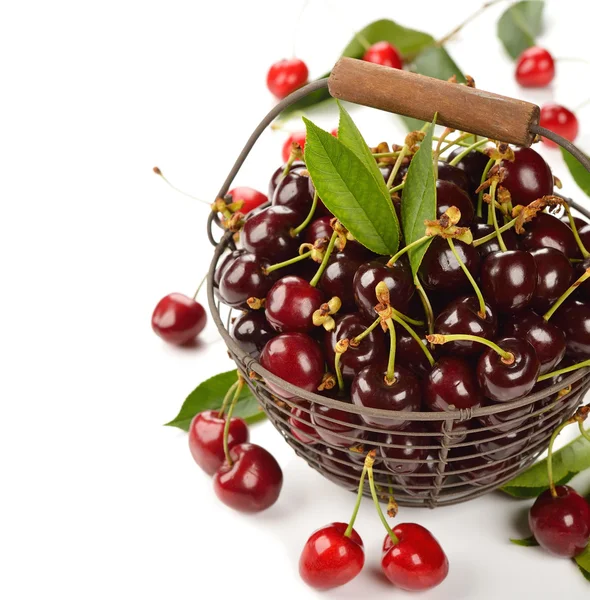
xmin=2 ymin=0 xmax=590 ymax=598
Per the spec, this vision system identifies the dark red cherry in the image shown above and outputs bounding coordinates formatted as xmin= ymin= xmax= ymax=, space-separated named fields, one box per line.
xmin=477 ymin=337 xmax=540 ymax=402
xmin=351 ymin=364 xmax=421 ymax=431
xmin=379 ymin=163 xmax=405 ymax=188
xmin=434 ymin=295 xmax=497 ymax=357
xmin=319 ymin=253 xmax=365 ymax=311
xmin=228 ymin=186 xmax=267 ymax=214
xmin=436 ymin=180 xmax=474 ymax=225
xmin=214 ymin=250 xmax=245 ymax=288
xmin=437 ymin=161 xmax=471 ymax=195
xmin=381 ymin=523 xmax=449 ymax=591
xmin=311 ymin=400 xmax=364 ymax=448
xmin=304 ymin=216 xmax=332 ymax=245
xmin=151 ymin=293 xmax=207 ymax=345
xmin=576 ymin=257 xmax=590 ymax=301
xmin=562 ymin=214 xmax=588 ymax=233
xmin=471 ymin=427 xmax=529 ymax=462
xmin=397 ymin=454 xmax=439 ymax=496
xmin=501 ymin=147 xmax=553 ymax=207
xmin=447 ymin=148 xmax=491 ymax=197
xmin=477 ymin=398 xmax=534 ymax=434
xmin=553 ymin=299 xmax=590 ymax=359
xmin=299 ymin=522 xmax=364 ymax=590
xmin=452 ymin=453 xmax=518 ymax=487
xmin=379 ymin=426 xmax=430 ymax=475
xmin=260 ymin=333 xmax=325 ymax=399
xmin=515 ymin=47 xmax=555 ymax=87
xmin=324 ymin=314 xmax=387 ymax=381
xmin=317 ymin=445 xmax=363 ymax=489
xmin=289 ymin=402 xmax=318 ymax=445
xmin=540 ymin=104 xmax=579 ymax=147
xmin=213 ymin=443 xmax=283 ymax=512
xmin=188 ymin=410 xmax=249 ymax=475
xmin=240 ymin=205 xmax=300 ymax=262
xmin=266 ymin=58 xmax=308 ymax=99
xmin=269 ymin=160 xmax=306 ymax=198
xmin=529 ymin=486 xmax=590 ymax=557
xmin=472 ymin=222 xmax=519 ymax=258
xmin=363 ymin=41 xmax=402 ymax=69
xmin=231 ymin=310 xmax=274 ymax=356
xmin=425 ymin=356 xmax=483 ymax=412
xmin=480 ymin=250 xmax=537 ymax=313
xmin=272 ymin=170 xmax=315 ymax=221
xmin=265 ymin=276 xmax=324 ymax=333
xmin=502 ymin=310 xmax=566 ymax=374
xmin=217 ymin=252 xmax=277 ymax=309
xmin=353 ymin=259 xmax=414 ymax=322
xmin=395 ymin=328 xmax=433 ymax=378
xmin=529 ymin=247 xmax=573 ymax=313
xmin=419 ymin=237 xmax=480 ymax=293
xmin=520 ymin=212 xmax=580 ymax=259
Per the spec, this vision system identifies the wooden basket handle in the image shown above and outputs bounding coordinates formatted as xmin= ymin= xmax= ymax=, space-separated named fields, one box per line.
xmin=328 ymin=57 xmax=540 ymax=146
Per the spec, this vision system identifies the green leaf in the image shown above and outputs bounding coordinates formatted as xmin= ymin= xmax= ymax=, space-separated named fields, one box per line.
xmin=303 ymin=117 xmax=400 ymax=255
xmin=561 ymin=147 xmax=590 ymax=198
xmin=497 ymin=1 xmax=545 ymax=59
xmin=400 ymin=116 xmax=437 ymax=276
xmin=575 ymin=544 xmax=590 ymax=582
xmin=501 ymin=434 xmax=590 ymax=498
xmin=510 ymin=536 xmax=539 ymax=547
xmin=165 ymin=370 xmax=266 ymax=431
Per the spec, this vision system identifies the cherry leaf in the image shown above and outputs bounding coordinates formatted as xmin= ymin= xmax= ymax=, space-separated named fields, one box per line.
xmin=497 ymin=1 xmax=545 ymax=59
xmin=510 ymin=536 xmax=539 ymax=547
xmin=561 ymin=147 xmax=590 ymax=198
xmin=575 ymin=544 xmax=590 ymax=582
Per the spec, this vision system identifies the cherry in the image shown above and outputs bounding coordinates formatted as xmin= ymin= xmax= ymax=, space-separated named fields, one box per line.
xmin=520 ymin=212 xmax=580 ymax=259
xmin=319 ymin=253 xmax=365 ymax=311
xmin=231 ymin=310 xmax=274 ymax=356
xmin=500 ymin=147 xmax=553 ymax=207
xmin=381 ymin=523 xmax=449 ymax=591
xmin=379 ymin=426 xmax=429 ymax=475
xmin=272 ymin=169 xmax=315 ymax=221
xmin=265 ymin=275 xmax=324 ymax=333
xmin=299 ymin=523 xmax=364 ymax=590
xmin=240 ymin=205 xmax=300 ymax=262
xmin=529 ymin=247 xmax=573 ymax=313
xmin=213 ymin=443 xmax=283 ymax=513
xmin=529 ymin=486 xmax=590 ymax=557
xmin=447 ymin=148 xmax=491 ymax=197
xmin=260 ymin=332 xmax=325 ymax=399
xmin=396 ymin=328 xmax=433 ymax=378
xmin=317 ymin=445 xmax=363 ymax=488
xmin=436 ymin=180 xmax=474 ymax=225
xmin=477 ymin=337 xmax=540 ymax=402
xmin=269 ymin=160 xmax=306 ymax=197
xmin=214 ymin=249 xmax=244 ymax=288
xmin=324 ymin=314 xmax=387 ymax=381
xmin=228 ymin=186 xmax=267 ymax=214
xmin=553 ymin=299 xmax=590 ymax=359
xmin=515 ymin=47 xmax=555 ymax=87
xmin=266 ymin=58 xmax=308 ymax=99
xmin=577 ymin=257 xmax=590 ymax=301
xmin=311 ymin=400 xmax=364 ymax=448
xmin=281 ymin=132 xmax=307 ymax=163
xmin=397 ymin=454 xmax=438 ymax=495
xmin=480 ymin=250 xmax=537 ymax=313
xmin=353 ymin=259 xmax=414 ymax=322
xmin=437 ymin=161 xmax=471 ymax=195
xmin=188 ymin=410 xmax=249 ymax=475
xmin=434 ymin=295 xmax=497 ymax=357
xmin=473 ymin=223 xmax=519 ymax=258
xmin=379 ymin=163 xmax=405 ymax=187
xmin=289 ymin=402 xmax=317 ymax=444
xmin=471 ymin=427 xmax=529 ymax=462
xmin=562 ymin=214 xmax=588 ymax=233
xmin=452 ymin=453 xmax=518 ymax=487
xmin=363 ymin=41 xmax=402 ymax=69
xmin=151 ymin=293 xmax=207 ymax=345
xmin=217 ymin=252 xmax=277 ymax=309
xmin=478 ymin=398 xmax=534 ymax=433
xmin=419 ymin=237 xmax=481 ymax=293
xmin=351 ymin=364 xmax=421 ymax=431
xmin=424 ymin=356 xmax=483 ymax=411
xmin=304 ymin=216 xmax=332 ymax=245
xmin=540 ymin=104 xmax=579 ymax=147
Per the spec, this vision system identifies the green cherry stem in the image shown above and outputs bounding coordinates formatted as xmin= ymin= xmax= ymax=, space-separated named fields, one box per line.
xmin=265 ymin=250 xmax=312 ymax=274
xmin=387 ymin=145 xmax=409 ymax=189
xmin=387 ymin=236 xmax=430 ymax=267
xmin=291 ymin=191 xmax=318 ymax=236
xmin=152 ymin=166 xmax=210 ymax=205
xmin=372 ymin=150 xmax=403 ymax=159
xmin=414 ymin=275 xmax=434 ymax=336
xmin=334 ymin=343 xmax=347 ymax=393
xmin=546 ymin=419 xmax=574 ymax=498
xmin=310 ymin=229 xmax=338 ymax=287
xmin=354 ymin=31 xmax=371 ymax=51
xmin=344 ymin=465 xmax=368 ymax=538
xmin=391 ymin=312 xmax=435 ymax=366
xmin=385 ymin=318 xmax=397 ymax=384
xmin=428 ymin=333 xmax=514 ymax=363
xmin=537 ymin=359 xmax=590 ymax=383
xmin=366 ymin=452 xmax=399 ymax=545
xmin=478 ymin=157 xmax=495 ymax=219
xmin=489 ymin=180 xmax=507 ymax=252
xmin=193 ymin=273 xmax=208 ymax=300
xmin=473 ymin=217 xmax=517 ymax=247
xmin=448 ymin=137 xmax=490 ymax=166
xmin=392 ymin=308 xmax=424 ymax=327
xmin=218 ymin=380 xmax=240 ymax=419
xmin=447 ymin=238 xmax=487 ymax=317
xmin=436 ymin=132 xmax=472 ymax=156
xmin=350 ymin=318 xmax=380 ymax=346
xmin=389 ymin=182 xmax=405 ymax=195
xmin=222 ymin=375 xmax=244 ymax=466
xmin=543 ymin=268 xmax=590 ymax=321
xmin=563 ymin=203 xmax=590 ymax=259
xmin=579 ymin=421 xmax=590 ymax=444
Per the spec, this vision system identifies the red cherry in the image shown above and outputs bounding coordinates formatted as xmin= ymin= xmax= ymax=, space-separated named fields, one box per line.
xmin=228 ymin=186 xmax=268 ymax=214
xmin=266 ymin=58 xmax=309 ymax=99
xmin=281 ymin=132 xmax=307 ymax=163
xmin=213 ymin=443 xmax=283 ymax=513
xmin=515 ymin=47 xmax=555 ymax=87
xmin=188 ymin=410 xmax=249 ymax=475
xmin=382 ymin=523 xmax=449 ymax=591
xmin=539 ymin=104 xmax=579 ymax=147
xmin=299 ymin=523 xmax=364 ymax=590
xmin=151 ymin=293 xmax=206 ymax=345
xmin=363 ymin=41 xmax=403 ymax=69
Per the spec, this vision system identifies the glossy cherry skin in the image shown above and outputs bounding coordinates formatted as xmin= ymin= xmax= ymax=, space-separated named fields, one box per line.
xmin=240 ymin=205 xmax=300 ymax=262
xmin=577 ymin=257 xmax=590 ymax=301
xmin=266 ymin=58 xmax=308 ymax=99
xmin=396 ymin=329 xmax=433 ymax=378
xmin=217 ymin=252 xmax=277 ymax=309
xmin=419 ymin=237 xmax=481 ymax=293
xmin=434 ymin=295 xmax=497 ymax=357
xmin=529 ymin=247 xmax=573 ymax=314
xmin=472 ymin=222 xmax=519 ymax=258
xmin=269 ymin=160 xmax=306 ymax=198
xmin=540 ymin=104 xmax=579 ymax=147
xmin=228 ymin=186 xmax=268 ymax=214
xmin=299 ymin=523 xmax=364 ymax=590
xmin=501 ymin=147 xmax=553 ymax=207
xmin=529 ymin=486 xmax=590 ymax=557
xmin=452 ymin=453 xmax=518 ymax=487
xmin=515 ymin=47 xmax=555 ymax=87
xmin=281 ymin=132 xmax=307 ymax=163
xmin=425 ymin=356 xmax=483 ymax=412
xmin=260 ymin=333 xmax=325 ymax=399
xmin=304 ymin=216 xmax=332 ymax=245
xmin=265 ymin=276 xmax=324 ymax=333
xmin=151 ymin=293 xmax=206 ymax=345
xmin=311 ymin=400 xmax=364 ymax=448
xmin=363 ymin=41 xmax=402 ymax=69
xmin=480 ymin=250 xmax=537 ymax=313
xmin=324 ymin=314 xmax=387 ymax=381
xmin=477 ymin=398 xmax=534 ymax=434
xmin=289 ymin=402 xmax=317 ymax=445
xmin=437 ymin=161 xmax=470 ymax=195
xmin=447 ymin=148 xmax=491 ymax=197
xmin=520 ymin=212 xmax=580 ymax=259
xmin=188 ymin=410 xmax=249 ymax=475
xmin=471 ymin=427 xmax=529 ymax=462
xmin=231 ymin=311 xmax=274 ymax=356
xmin=503 ymin=310 xmax=566 ymax=374
xmin=319 ymin=253 xmax=365 ymax=311
xmin=553 ymin=299 xmax=590 ymax=359
xmin=214 ymin=250 xmax=245 ymax=288
xmin=213 ymin=443 xmax=283 ymax=513
xmin=436 ymin=180 xmax=474 ymax=225
xmin=397 ymin=454 xmax=439 ymax=496
xmin=317 ymin=445 xmax=363 ymax=489
xmin=272 ymin=170 xmax=315 ymax=221
xmin=477 ymin=337 xmax=540 ymax=402
xmin=379 ymin=426 xmax=429 ymax=475
xmin=351 ymin=364 xmax=421 ymax=431
xmin=353 ymin=259 xmax=414 ymax=321
xmin=382 ymin=523 xmax=449 ymax=591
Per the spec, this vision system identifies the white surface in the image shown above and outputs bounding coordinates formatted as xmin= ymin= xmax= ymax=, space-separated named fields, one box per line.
xmin=2 ymin=1 xmax=590 ymax=598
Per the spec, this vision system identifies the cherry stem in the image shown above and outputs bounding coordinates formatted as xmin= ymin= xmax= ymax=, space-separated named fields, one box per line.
xmin=385 ymin=318 xmax=397 ymax=384
xmin=265 ymin=250 xmax=312 ymax=274
xmin=537 ymin=359 xmax=590 ymax=382
xmin=372 ymin=150 xmax=403 ymax=159
xmin=448 ymin=138 xmax=490 ymax=166
xmin=354 ymin=31 xmax=371 ymax=51
xmin=436 ymin=0 xmax=507 ymax=46
xmin=152 ymin=167 xmax=210 ymax=205
xmin=291 ymin=191 xmax=318 ymax=235
xmin=366 ymin=455 xmax=399 ymax=545
xmin=543 ymin=268 xmax=590 ymax=321
xmin=392 ymin=308 xmax=424 ymax=328
xmin=563 ymin=203 xmax=590 ymax=259
xmin=387 ymin=145 xmax=409 ymax=189
xmin=351 ymin=318 xmax=380 ymax=346
xmin=218 ymin=380 xmax=239 ymax=419
xmin=473 ymin=217 xmax=517 ymax=247
xmin=389 ymin=182 xmax=405 ymax=195
xmin=193 ymin=273 xmax=208 ymax=300
xmin=579 ymin=421 xmax=590 ymax=444
xmin=436 ymin=132 xmax=473 ymax=156
xmin=334 ymin=349 xmax=346 ymax=393
xmin=434 ymin=128 xmax=454 ymax=162
xmin=222 ymin=376 xmax=244 ymax=466
xmin=414 ymin=275 xmax=434 ymax=337
xmin=310 ymin=230 xmax=338 ymax=287
xmin=344 ymin=465 xmax=368 ymax=538
xmin=281 ymin=149 xmax=298 ymax=178
xmin=387 ymin=235 xmax=430 ymax=266
xmin=447 ymin=238 xmax=487 ymax=317
xmin=428 ymin=333 xmax=513 ymax=362
xmin=489 ymin=180 xmax=507 ymax=252
xmin=391 ymin=312 xmax=435 ymax=366
xmin=478 ymin=158 xmax=495 ymax=219
xmin=547 ymin=419 xmax=574 ymax=498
